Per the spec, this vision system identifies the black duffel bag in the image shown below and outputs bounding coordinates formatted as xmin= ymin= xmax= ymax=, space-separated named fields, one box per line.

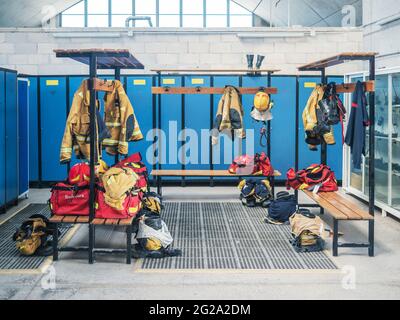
xmin=265 ymin=191 xmax=297 ymax=225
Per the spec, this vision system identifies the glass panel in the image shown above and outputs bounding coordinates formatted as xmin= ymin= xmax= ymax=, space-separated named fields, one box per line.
xmin=63 ymin=1 xmax=85 ymax=15
xmin=159 ymin=0 xmax=180 ymax=14
xmin=112 ymin=15 xmax=131 ymax=27
xmin=230 ymin=15 xmax=252 ymax=27
xmin=87 ymin=15 xmax=109 ymax=27
xmin=349 ymin=75 xmax=364 ymax=192
xmin=61 ymin=15 xmax=85 ymax=27
xmin=183 ymin=0 xmax=203 ymax=14
xmin=182 ymin=15 xmax=204 ymax=28
xmin=206 ymin=0 xmax=227 ymax=14
xmin=135 ymin=0 xmax=156 ymax=14
xmin=87 ymin=0 xmax=109 ymax=14
xmin=135 ymin=15 xmax=156 ymax=27
xmin=159 ymin=15 xmax=180 ymax=27
xmin=364 ymin=75 xmax=389 ymax=204
xmin=392 ymin=73 xmax=400 ymax=209
xmin=206 ymin=15 xmax=227 ymax=27
xmin=112 ymin=0 xmax=132 ymax=14
xmin=230 ymin=1 xmax=250 ymax=14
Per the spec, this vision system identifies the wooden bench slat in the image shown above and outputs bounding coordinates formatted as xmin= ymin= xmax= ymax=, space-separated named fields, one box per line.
xmin=320 ymin=192 xmax=373 ymax=220
xmin=92 ymin=219 xmax=105 ymax=225
xmin=151 ymin=169 xmax=281 ymax=177
xmin=62 ymin=216 xmax=79 ymax=223
xmin=317 ymin=192 xmax=363 ymax=220
xmin=49 ymin=215 xmax=64 ymax=223
xmin=118 ymin=218 xmax=134 ymax=226
xmin=302 ymin=191 xmax=350 ymax=220
xmin=104 ymin=219 xmax=119 ymax=225
xmin=76 ymin=216 xmax=90 ymax=223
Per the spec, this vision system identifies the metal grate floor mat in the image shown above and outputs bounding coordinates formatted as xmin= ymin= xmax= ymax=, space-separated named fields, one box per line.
xmin=141 ymin=202 xmax=337 ymax=270
xmin=0 ymin=204 xmax=72 ymax=271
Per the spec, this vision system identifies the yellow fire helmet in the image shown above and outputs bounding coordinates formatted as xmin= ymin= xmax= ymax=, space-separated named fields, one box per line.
xmin=251 ymin=90 xmax=274 ymax=122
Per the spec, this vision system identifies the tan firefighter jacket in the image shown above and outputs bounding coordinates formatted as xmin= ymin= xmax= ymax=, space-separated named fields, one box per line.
xmin=302 ymin=85 xmax=335 ymax=150
xmin=60 ymin=81 xmax=102 ymax=163
xmin=103 ymin=80 xmax=143 ymax=155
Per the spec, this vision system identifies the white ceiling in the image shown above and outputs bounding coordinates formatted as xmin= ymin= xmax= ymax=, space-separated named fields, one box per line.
xmin=0 ymin=0 xmax=362 ymax=28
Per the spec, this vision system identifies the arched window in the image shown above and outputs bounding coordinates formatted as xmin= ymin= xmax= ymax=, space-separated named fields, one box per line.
xmin=60 ymin=0 xmax=254 ymax=28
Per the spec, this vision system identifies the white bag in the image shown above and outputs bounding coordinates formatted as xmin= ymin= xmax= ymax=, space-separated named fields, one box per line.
xmin=136 ymin=219 xmax=173 ymax=248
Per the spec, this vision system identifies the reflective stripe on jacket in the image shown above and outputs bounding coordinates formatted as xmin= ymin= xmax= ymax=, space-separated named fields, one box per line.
xmin=103 ymin=80 xmax=143 ymax=155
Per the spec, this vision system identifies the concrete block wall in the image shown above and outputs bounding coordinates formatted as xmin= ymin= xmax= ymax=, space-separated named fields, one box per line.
xmin=0 ymin=27 xmax=363 ymax=75
xmin=363 ymin=0 xmax=400 ymax=70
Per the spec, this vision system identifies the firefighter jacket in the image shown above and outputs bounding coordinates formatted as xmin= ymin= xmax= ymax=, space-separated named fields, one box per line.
xmin=345 ymin=81 xmax=370 ymax=169
xmin=302 ymin=85 xmax=335 ymax=150
xmin=212 ymin=86 xmax=245 ymax=145
xmin=103 ymin=80 xmax=143 ymax=156
xmin=60 ymin=81 xmax=110 ymax=164
xmin=101 ymin=167 xmax=138 ymax=210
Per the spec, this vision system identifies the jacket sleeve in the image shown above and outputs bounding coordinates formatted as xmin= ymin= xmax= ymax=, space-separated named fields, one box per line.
xmin=118 ymin=91 xmax=143 ymax=155
xmin=60 ymin=94 xmax=81 ymax=163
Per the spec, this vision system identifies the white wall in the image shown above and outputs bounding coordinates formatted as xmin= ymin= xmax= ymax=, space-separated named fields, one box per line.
xmin=0 ymin=27 xmax=363 ymax=75
xmin=363 ymin=0 xmax=400 ymax=69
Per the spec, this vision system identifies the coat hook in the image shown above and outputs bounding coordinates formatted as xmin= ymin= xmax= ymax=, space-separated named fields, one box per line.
xmin=164 ymin=86 xmax=170 ymax=92
xmin=195 ymin=86 xmax=202 ymax=92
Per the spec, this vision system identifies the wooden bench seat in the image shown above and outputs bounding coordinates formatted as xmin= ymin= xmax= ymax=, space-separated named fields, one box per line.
xmin=50 ymin=215 xmax=135 ymax=264
xmin=302 ymin=190 xmax=374 ymax=257
xmin=151 ymin=169 xmax=281 ymax=195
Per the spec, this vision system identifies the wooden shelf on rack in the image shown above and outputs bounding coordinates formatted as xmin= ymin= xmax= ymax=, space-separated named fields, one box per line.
xmin=151 ymin=68 xmax=281 ymax=74
xmin=151 ymin=86 xmax=278 ymax=95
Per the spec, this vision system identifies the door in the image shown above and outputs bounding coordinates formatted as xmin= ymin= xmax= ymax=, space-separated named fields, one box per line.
xmin=18 ymin=79 xmax=29 ymax=196
xmin=0 ymin=71 xmax=5 ymax=207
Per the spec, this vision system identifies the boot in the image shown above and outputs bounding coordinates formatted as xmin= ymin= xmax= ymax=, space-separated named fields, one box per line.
xmin=255 ymin=55 xmax=265 ymax=69
xmin=246 ymin=54 xmax=254 ymax=69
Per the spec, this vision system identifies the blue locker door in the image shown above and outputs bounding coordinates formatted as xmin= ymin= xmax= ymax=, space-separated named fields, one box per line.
xmin=125 ymin=76 xmax=153 ymax=170
xmin=212 ymin=76 xmax=240 ymax=176
xmin=242 ymin=76 xmax=268 ymax=157
xmin=160 ymin=76 xmax=182 ymax=180
xmin=184 ymin=76 xmax=211 ymax=179
xmin=327 ymin=76 xmax=345 ymax=180
xmin=40 ymin=77 xmax=67 ymax=182
xmin=298 ymin=77 xmax=322 ymax=170
xmin=28 ymin=77 xmax=39 ymax=183
xmin=18 ymin=79 xmax=29 ymax=196
xmin=0 ymin=71 xmax=5 ymax=207
xmin=271 ymin=76 xmax=297 ymax=177
xmin=5 ymin=71 xmax=18 ymax=203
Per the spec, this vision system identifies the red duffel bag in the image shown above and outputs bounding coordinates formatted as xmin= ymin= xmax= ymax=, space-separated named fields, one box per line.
xmin=95 ymin=184 xmax=143 ymax=219
xmin=49 ymin=182 xmax=90 ymax=216
xmin=229 ymin=152 xmax=274 ymax=176
xmin=115 ymin=153 xmax=149 ymax=192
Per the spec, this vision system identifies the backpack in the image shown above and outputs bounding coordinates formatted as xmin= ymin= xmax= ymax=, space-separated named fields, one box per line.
xmin=229 ymin=152 xmax=274 ymax=176
xmin=68 ymin=163 xmax=90 ymax=185
xmin=286 ymin=164 xmax=338 ymax=193
xmin=142 ymin=192 xmax=163 ymax=215
xmin=289 ymin=209 xmax=325 ymax=253
xmin=13 ymin=215 xmax=55 ymax=256
xmin=238 ymin=179 xmax=273 ymax=208
xmin=265 ymin=191 xmax=297 ymax=224
xmin=318 ymin=82 xmax=346 ymax=126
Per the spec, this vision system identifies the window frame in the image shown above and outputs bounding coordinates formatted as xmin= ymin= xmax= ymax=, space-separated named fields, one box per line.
xmin=60 ymin=0 xmax=254 ymax=28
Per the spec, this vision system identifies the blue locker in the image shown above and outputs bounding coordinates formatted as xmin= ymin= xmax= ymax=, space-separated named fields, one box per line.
xmin=0 ymin=71 xmax=5 ymax=208
xmin=271 ymin=76 xmax=297 ymax=176
xmin=184 ymin=76 xmax=211 ymax=179
xmin=18 ymin=79 xmax=29 ymax=196
xmin=28 ymin=77 xmax=39 ymax=183
xmin=298 ymin=76 xmax=343 ymax=180
xmin=40 ymin=77 xmax=68 ymax=182
xmin=212 ymin=76 xmax=240 ymax=174
xmin=5 ymin=71 xmax=18 ymax=203
xmin=125 ymin=76 xmax=153 ymax=170
xmin=159 ymin=76 xmax=182 ymax=179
